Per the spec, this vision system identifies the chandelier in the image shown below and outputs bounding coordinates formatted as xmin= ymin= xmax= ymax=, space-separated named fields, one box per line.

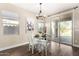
xmin=36 ymin=3 xmax=46 ymax=20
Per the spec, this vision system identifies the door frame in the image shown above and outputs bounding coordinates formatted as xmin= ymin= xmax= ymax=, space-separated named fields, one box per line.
xmin=51 ymin=14 xmax=73 ymax=46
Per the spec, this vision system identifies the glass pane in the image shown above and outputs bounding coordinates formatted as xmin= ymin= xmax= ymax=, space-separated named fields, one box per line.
xmin=59 ymin=21 xmax=72 ymax=36
xmin=52 ymin=22 xmax=55 ymax=35
xmin=52 ymin=21 xmax=56 ymax=38
xmin=59 ymin=20 xmax=72 ymax=44
xmin=46 ymin=22 xmax=50 ymax=34
xmin=3 ymin=19 xmax=19 ymax=35
xmin=38 ymin=22 xmax=44 ymax=32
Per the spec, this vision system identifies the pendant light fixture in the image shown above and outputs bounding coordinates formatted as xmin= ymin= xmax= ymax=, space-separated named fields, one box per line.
xmin=36 ymin=3 xmax=46 ymax=20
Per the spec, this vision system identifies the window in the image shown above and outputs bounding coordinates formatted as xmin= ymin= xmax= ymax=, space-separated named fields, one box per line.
xmin=3 ymin=19 xmax=19 ymax=35
xmin=59 ymin=20 xmax=72 ymax=36
xmin=38 ymin=22 xmax=45 ymax=32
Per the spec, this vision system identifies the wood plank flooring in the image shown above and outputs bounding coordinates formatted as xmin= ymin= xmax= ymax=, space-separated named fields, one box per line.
xmin=0 ymin=41 xmax=79 ymax=56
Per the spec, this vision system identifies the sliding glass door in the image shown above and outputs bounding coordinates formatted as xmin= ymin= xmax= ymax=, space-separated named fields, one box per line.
xmin=58 ymin=20 xmax=72 ymax=45
xmin=52 ymin=17 xmax=72 ymax=45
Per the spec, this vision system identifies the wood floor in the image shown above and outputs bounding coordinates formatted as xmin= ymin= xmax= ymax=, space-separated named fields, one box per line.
xmin=0 ymin=41 xmax=79 ymax=56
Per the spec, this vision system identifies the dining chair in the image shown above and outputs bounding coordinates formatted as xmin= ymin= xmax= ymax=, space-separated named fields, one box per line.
xmin=28 ymin=31 xmax=39 ymax=54
xmin=37 ymin=34 xmax=51 ymax=55
xmin=44 ymin=34 xmax=51 ymax=55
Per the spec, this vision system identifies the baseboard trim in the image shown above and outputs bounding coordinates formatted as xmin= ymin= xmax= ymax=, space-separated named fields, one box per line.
xmin=73 ymin=44 xmax=79 ymax=48
xmin=0 ymin=42 xmax=29 ymax=51
xmin=0 ymin=41 xmax=79 ymax=52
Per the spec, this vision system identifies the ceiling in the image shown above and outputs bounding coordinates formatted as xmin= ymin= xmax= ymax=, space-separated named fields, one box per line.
xmin=13 ymin=3 xmax=79 ymax=16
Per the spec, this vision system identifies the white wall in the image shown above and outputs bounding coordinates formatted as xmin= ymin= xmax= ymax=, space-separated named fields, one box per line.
xmin=0 ymin=3 xmax=37 ymax=50
xmin=73 ymin=8 xmax=79 ymax=46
